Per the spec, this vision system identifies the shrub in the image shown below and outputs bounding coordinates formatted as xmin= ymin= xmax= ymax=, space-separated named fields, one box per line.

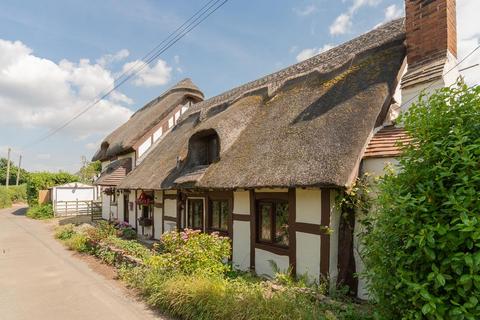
xmin=26 ymin=172 xmax=78 ymax=206
xmin=150 ymin=229 xmax=231 ymax=276
xmin=102 ymin=236 xmax=152 ymax=260
xmin=7 ymin=184 xmax=27 ymax=203
xmin=0 ymin=187 xmax=12 ymax=209
xmin=55 ymin=224 xmax=76 ymax=240
xmin=85 ymin=221 xmax=117 ymax=242
xmin=64 ymin=233 xmax=90 ymax=252
xmin=0 ymin=184 xmax=27 ymax=208
xmin=120 ymin=269 xmax=371 ymax=320
xmin=362 ymin=84 xmax=480 ymax=319
xmin=26 ymin=204 xmax=54 ymax=219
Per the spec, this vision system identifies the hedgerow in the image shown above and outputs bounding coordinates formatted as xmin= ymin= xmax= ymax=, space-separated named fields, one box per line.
xmin=362 ymin=83 xmax=480 ymax=319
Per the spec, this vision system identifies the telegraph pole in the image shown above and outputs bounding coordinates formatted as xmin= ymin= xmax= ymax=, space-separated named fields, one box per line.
xmin=16 ymin=155 xmax=22 ymax=186
xmin=5 ymin=147 xmax=11 ymax=188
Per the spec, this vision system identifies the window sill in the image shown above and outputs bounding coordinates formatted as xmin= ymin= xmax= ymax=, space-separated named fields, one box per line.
xmin=255 ymin=242 xmax=289 ymax=256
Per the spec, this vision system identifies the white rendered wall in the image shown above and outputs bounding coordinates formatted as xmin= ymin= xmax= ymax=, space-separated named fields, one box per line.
xmin=329 ymin=190 xmax=341 ymax=289
xmin=296 ymin=189 xmax=321 ymax=224
xmin=232 ymin=190 xmax=251 ymax=271
xmin=296 ymin=232 xmax=320 ymax=281
xmin=233 ymin=190 xmax=250 ymax=214
xmin=102 ymin=194 xmax=110 ymax=220
xmin=355 ymin=157 xmax=400 ymax=299
xmin=255 ymin=249 xmax=289 ymax=278
xmin=295 ymin=189 xmax=322 ymax=282
xmin=117 ymin=191 xmax=124 ymax=222
xmin=164 ymin=199 xmax=177 ymax=218
xmin=232 ymin=221 xmax=250 ymax=271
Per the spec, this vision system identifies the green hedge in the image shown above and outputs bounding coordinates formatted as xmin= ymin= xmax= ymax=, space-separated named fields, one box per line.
xmin=362 ymin=83 xmax=480 ymax=319
xmin=0 ymin=184 xmax=27 ymax=209
xmin=26 ymin=172 xmax=78 ymax=205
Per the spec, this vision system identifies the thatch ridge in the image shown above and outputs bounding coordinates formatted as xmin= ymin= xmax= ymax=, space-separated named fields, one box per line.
xmin=118 ymin=19 xmax=406 ymax=190
xmin=92 ymin=78 xmax=204 ymax=161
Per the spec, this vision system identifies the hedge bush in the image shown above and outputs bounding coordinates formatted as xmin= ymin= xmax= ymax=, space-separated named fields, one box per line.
xmin=0 ymin=185 xmax=27 ymax=209
xmin=26 ymin=172 xmax=78 ymax=205
xmin=26 ymin=204 xmax=54 ymax=219
xmin=362 ymin=83 xmax=480 ymax=319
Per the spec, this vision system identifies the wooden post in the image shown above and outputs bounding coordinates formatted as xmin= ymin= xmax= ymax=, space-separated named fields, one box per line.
xmin=5 ymin=147 xmax=11 ymax=188
xmin=15 ymin=155 xmax=22 ymax=186
xmin=76 ymin=200 xmax=79 ymax=215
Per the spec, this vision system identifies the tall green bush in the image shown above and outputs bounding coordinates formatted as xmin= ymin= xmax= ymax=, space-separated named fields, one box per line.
xmin=0 ymin=185 xmax=26 ymax=208
xmin=362 ymin=83 xmax=480 ymax=319
xmin=0 ymin=187 xmax=12 ymax=209
xmin=26 ymin=172 xmax=79 ymax=205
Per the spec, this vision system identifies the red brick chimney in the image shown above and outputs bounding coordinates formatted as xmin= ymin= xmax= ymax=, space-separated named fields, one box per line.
xmin=405 ymin=0 xmax=457 ymax=67
xmin=400 ymin=0 xmax=459 ymax=105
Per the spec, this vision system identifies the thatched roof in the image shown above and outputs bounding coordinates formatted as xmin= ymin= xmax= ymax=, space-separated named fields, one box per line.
xmin=92 ymin=78 xmax=204 ymax=162
xmin=119 ymin=19 xmax=406 ymax=190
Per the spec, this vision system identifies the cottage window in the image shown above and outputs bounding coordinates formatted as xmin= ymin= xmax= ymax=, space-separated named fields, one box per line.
xmin=187 ymin=199 xmax=204 ymax=230
xmin=209 ymin=199 xmax=229 ymax=232
xmin=256 ymin=200 xmax=289 ymax=247
xmin=188 ymin=130 xmax=220 ymax=166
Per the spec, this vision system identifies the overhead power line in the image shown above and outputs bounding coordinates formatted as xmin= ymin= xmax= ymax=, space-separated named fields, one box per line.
xmin=24 ymin=0 xmax=230 ymax=148
xmin=400 ymin=43 xmax=480 ymax=109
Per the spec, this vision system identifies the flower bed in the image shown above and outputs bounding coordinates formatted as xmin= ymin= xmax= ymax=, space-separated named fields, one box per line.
xmin=54 ymin=223 xmax=372 ymax=320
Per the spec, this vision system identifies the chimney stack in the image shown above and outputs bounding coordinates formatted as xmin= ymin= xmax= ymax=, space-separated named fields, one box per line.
xmin=400 ymin=0 xmax=459 ymax=109
xmin=405 ymin=0 xmax=457 ymax=67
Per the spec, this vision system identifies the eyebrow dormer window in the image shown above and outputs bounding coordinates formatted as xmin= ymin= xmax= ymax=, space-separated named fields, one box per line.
xmin=188 ymin=130 xmax=220 ymax=166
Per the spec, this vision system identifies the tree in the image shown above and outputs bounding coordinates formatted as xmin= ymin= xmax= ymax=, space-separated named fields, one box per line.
xmin=0 ymin=158 xmax=29 ymax=185
xmin=26 ymin=172 xmax=79 ymax=206
xmin=77 ymin=160 xmax=102 ymax=183
xmin=362 ymin=83 xmax=480 ymax=319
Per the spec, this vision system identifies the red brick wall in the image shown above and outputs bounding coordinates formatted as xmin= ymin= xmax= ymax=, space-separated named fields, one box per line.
xmin=405 ymin=0 xmax=457 ymax=66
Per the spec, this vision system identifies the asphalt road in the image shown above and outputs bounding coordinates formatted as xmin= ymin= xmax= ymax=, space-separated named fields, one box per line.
xmin=0 ymin=205 xmax=163 ymax=320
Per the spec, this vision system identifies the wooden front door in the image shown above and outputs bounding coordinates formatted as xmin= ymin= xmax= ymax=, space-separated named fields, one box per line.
xmin=123 ymin=194 xmax=129 ymax=223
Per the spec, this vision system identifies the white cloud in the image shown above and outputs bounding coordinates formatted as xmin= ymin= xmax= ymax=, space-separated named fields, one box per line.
xmin=330 ymin=14 xmax=352 ymax=35
xmin=96 ymin=49 xmax=130 ymax=67
xmin=373 ymin=4 xmax=404 ymax=29
xmin=174 ymin=55 xmax=180 ymax=64
xmin=123 ymin=59 xmax=172 ymax=87
xmin=457 ymin=0 xmax=480 ymax=86
xmin=0 ymin=39 xmax=133 ymax=138
xmin=293 ymin=4 xmax=317 ymax=16
xmin=330 ymin=0 xmax=382 ymax=35
xmin=296 ymin=44 xmax=335 ymax=62
xmin=384 ymin=4 xmax=403 ymax=21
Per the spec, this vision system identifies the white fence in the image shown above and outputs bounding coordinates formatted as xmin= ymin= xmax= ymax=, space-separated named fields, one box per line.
xmin=53 ymin=200 xmax=102 ymax=217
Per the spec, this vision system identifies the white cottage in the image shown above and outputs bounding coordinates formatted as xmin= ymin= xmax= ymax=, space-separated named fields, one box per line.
xmin=95 ymin=0 xmax=460 ymax=298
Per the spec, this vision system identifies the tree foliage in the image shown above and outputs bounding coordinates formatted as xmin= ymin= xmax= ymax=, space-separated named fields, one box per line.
xmin=77 ymin=160 xmax=101 ymax=184
xmin=0 ymin=158 xmax=29 ymax=185
xmin=362 ymin=83 xmax=480 ymax=319
xmin=26 ymin=172 xmax=79 ymax=205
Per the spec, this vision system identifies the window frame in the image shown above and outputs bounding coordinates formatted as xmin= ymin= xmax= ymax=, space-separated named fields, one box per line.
xmin=186 ymin=197 xmax=205 ymax=231
xmin=255 ymin=194 xmax=290 ymax=249
xmin=208 ymin=198 xmax=230 ymax=235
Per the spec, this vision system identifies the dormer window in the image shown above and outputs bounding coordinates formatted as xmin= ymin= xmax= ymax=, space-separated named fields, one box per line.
xmin=188 ymin=130 xmax=220 ymax=166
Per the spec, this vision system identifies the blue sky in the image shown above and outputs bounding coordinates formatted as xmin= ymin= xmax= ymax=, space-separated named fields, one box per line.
xmin=0 ymin=0 xmax=478 ymax=173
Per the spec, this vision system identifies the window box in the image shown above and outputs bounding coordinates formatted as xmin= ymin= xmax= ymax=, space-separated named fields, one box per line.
xmin=138 ymin=217 xmax=152 ymax=227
